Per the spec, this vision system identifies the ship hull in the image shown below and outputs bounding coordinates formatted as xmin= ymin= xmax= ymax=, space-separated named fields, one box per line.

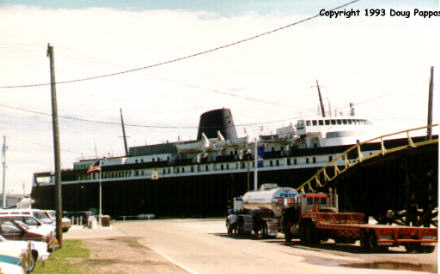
xmin=31 ymin=167 xmax=319 ymax=218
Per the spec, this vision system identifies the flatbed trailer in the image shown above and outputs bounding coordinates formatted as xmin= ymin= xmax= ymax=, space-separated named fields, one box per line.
xmin=296 ymin=210 xmax=437 ymax=253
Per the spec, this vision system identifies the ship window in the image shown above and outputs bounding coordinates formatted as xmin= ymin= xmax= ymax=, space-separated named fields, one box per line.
xmin=325 ymin=120 xmax=330 ymax=125
xmin=297 ymin=120 xmax=304 ymax=129
xmin=271 ymin=147 xmax=275 ymax=152
xmin=241 ymin=162 xmax=245 ymax=169
xmin=331 ymin=119 xmax=336 ymax=125
xmin=221 ymin=164 xmax=224 ymax=170
xmin=306 ymin=158 xmax=309 ymax=164
xmin=312 ymin=120 xmax=317 ymax=126
xmin=141 ymin=171 xmax=144 ymax=175
xmin=343 ymin=119 xmax=347 ymax=124
xmin=135 ymin=159 xmax=138 ymax=163
xmin=287 ymin=158 xmax=291 ymax=165
xmin=163 ymin=169 xmax=166 ymax=175
xmin=168 ymin=168 xmax=171 ymax=174
xmin=318 ymin=120 xmax=324 ymax=125
xmin=167 ymin=156 xmax=170 ymax=161
xmin=306 ymin=120 xmax=311 ymax=126
xmin=294 ymin=159 xmax=297 ymax=165
xmin=141 ymin=159 xmax=144 ymax=163
xmin=191 ymin=166 xmax=194 ymax=172
xmin=205 ymin=165 xmax=209 ymax=171
xmin=313 ymin=157 xmax=316 ymax=163
xmin=135 ymin=171 xmax=139 ymax=176
xmin=182 ymin=167 xmax=185 ymax=172
xmin=226 ymin=164 xmax=229 ymax=169
xmin=337 ymin=120 xmax=342 ymax=125
xmin=348 ymin=119 xmax=352 ymax=125
xmin=329 ymin=156 xmax=333 ymax=162
xmin=270 ymin=160 xmax=273 ymax=167
xmin=276 ymin=160 xmax=279 ymax=166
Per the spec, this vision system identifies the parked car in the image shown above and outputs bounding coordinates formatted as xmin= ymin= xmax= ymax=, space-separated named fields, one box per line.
xmin=3 ymin=215 xmax=55 ymax=235
xmin=0 ymin=234 xmax=49 ymax=271
xmin=0 ymin=254 xmax=24 ymax=274
xmin=0 ymin=218 xmax=55 ymax=252
xmin=41 ymin=210 xmax=72 ymax=232
xmin=0 ymin=209 xmax=54 ymax=226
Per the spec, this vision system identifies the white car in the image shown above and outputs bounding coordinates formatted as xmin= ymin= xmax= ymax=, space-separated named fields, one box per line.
xmin=0 ymin=235 xmax=49 ymax=271
xmin=42 ymin=210 xmax=72 ymax=232
xmin=0 ymin=254 xmax=24 ymax=274
xmin=0 ymin=209 xmax=55 ymax=226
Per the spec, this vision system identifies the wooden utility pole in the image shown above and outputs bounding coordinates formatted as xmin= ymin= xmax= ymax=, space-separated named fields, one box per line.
xmin=47 ymin=43 xmax=63 ymax=248
xmin=427 ymin=66 xmax=434 ymax=140
xmin=1 ymin=136 xmax=6 ymax=208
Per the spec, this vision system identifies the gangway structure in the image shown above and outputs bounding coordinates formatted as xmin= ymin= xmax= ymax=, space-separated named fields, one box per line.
xmin=297 ymin=124 xmax=438 ymax=224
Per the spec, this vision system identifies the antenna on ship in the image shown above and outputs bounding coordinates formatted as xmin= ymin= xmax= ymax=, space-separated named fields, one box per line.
xmin=120 ymin=108 xmax=129 ymax=156
xmin=426 ymin=66 xmax=434 ymax=140
xmin=312 ymin=80 xmax=326 ymax=117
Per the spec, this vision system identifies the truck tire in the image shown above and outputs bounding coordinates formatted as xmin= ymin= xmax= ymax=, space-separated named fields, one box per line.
xmin=261 ymin=222 xmax=268 ymax=239
xmin=299 ymin=222 xmax=309 ymax=244
xmin=284 ymin=228 xmax=292 ymax=242
xmin=309 ymin=223 xmax=320 ymax=244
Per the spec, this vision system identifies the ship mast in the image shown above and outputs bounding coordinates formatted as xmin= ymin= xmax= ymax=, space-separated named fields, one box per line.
xmin=314 ymin=80 xmax=326 ymax=117
xmin=120 ymin=108 xmax=129 ymax=156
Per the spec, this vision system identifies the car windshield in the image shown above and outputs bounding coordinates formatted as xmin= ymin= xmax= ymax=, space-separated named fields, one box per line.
xmin=14 ymin=221 xmax=30 ymax=230
xmin=48 ymin=211 xmax=56 ymax=218
xmin=33 ymin=212 xmax=52 ymax=223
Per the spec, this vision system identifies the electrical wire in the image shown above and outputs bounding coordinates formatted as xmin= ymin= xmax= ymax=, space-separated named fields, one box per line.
xmin=0 ymin=0 xmax=359 ymax=89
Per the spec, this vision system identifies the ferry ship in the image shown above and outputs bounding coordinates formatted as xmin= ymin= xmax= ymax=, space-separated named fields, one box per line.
xmin=31 ymin=107 xmax=436 ymax=218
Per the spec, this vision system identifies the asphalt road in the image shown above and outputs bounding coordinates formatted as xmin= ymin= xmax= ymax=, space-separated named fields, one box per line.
xmin=110 ymin=219 xmax=437 ymax=274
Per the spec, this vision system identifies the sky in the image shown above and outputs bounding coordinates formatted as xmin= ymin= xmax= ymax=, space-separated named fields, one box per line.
xmin=0 ymin=0 xmax=439 ymax=194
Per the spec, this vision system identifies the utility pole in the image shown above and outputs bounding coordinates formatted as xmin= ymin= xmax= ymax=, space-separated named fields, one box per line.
xmin=120 ymin=108 xmax=129 ymax=156
xmin=253 ymin=138 xmax=258 ymax=191
xmin=427 ymin=66 xmax=434 ymax=140
xmin=47 ymin=44 xmax=63 ymax=248
xmin=2 ymin=136 xmax=6 ymax=208
xmin=312 ymin=80 xmax=326 ymax=118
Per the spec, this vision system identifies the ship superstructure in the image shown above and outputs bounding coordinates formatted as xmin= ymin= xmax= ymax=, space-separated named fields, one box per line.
xmin=31 ymin=108 xmax=405 ymax=217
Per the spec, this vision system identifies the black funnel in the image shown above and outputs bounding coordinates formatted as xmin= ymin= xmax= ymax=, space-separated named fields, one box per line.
xmin=197 ymin=108 xmax=238 ymax=140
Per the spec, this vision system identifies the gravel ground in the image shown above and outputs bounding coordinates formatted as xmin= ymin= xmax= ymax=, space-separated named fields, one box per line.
xmin=64 ymin=225 xmax=185 ymax=273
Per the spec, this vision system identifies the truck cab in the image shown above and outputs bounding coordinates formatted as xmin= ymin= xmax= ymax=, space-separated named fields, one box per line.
xmin=282 ymin=192 xmax=338 ymax=241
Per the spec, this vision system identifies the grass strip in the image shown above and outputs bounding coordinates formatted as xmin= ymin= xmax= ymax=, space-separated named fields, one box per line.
xmin=33 ymin=240 xmax=90 ymax=273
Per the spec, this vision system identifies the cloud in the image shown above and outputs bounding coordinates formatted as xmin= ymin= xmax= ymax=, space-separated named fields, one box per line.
xmin=0 ymin=4 xmax=438 ymax=194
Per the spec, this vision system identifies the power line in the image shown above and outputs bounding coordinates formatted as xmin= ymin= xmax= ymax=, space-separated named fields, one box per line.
xmin=0 ymin=0 xmax=359 ymax=89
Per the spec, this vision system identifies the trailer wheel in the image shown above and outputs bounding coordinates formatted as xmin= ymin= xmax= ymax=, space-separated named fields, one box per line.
xmin=367 ymin=230 xmax=378 ymax=251
xmin=404 ymin=244 xmax=415 ymax=252
xmin=360 ymin=230 xmax=369 ymax=251
xmin=422 ymin=246 xmax=435 ymax=253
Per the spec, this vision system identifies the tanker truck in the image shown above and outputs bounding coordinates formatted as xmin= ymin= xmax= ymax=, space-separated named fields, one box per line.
xmin=226 ymin=184 xmax=299 ymax=238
